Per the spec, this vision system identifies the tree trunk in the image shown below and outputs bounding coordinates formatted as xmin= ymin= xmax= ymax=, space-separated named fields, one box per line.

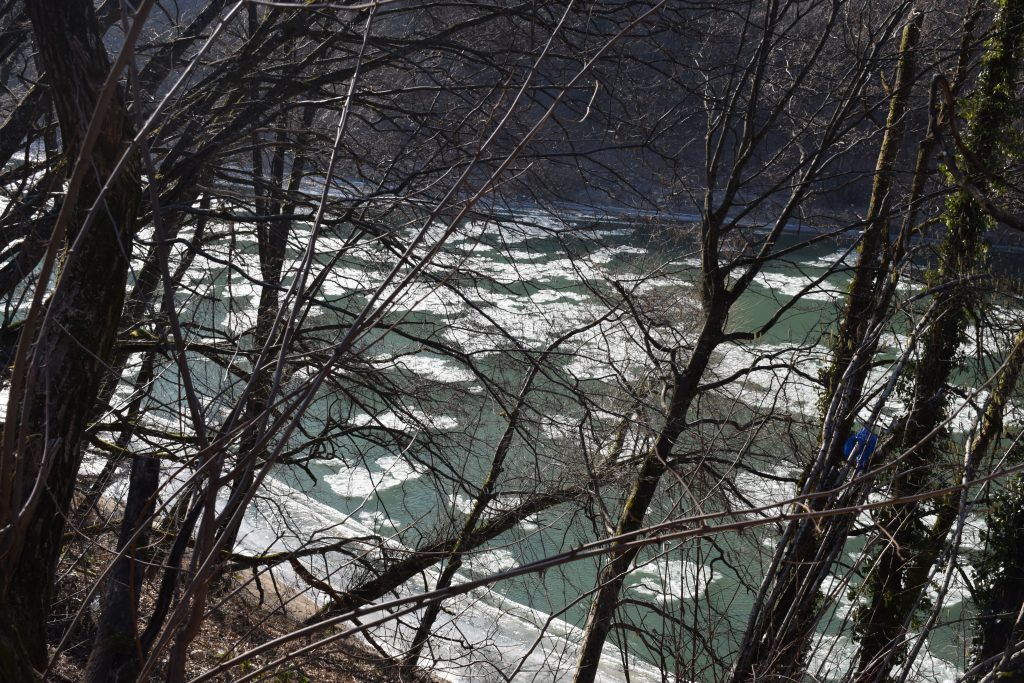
xmin=853 ymin=3 xmax=1024 ymax=679
xmin=217 ymin=105 xmax=315 ymax=552
xmin=729 ymin=14 xmax=921 ymax=681
xmin=819 ymin=11 xmax=921 ymax=412
xmin=0 ymin=0 xmax=141 ymax=677
xmin=306 ymin=486 xmax=586 ymax=626
xmin=84 ymin=353 xmax=160 ymax=683
xmin=932 ymin=335 xmax=1024 ymax=681
xmin=572 ymin=304 xmax=726 ymax=683
xmin=971 ymin=332 xmax=1024 ymax=679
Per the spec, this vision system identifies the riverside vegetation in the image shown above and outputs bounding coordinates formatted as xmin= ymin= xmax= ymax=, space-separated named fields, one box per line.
xmin=3 ymin=1 xmax=1024 ymax=682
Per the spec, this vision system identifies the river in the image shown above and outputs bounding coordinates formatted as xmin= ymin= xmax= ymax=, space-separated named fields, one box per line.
xmin=93 ymin=207 xmax=1021 ymax=682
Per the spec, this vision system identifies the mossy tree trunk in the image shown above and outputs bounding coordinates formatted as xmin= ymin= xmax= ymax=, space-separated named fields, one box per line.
xmin=852 ymin=3 xmax=1024 ymax=680
xmin=728 ymin=14 xmax=922 ymax=682
xmin=971 ymin=331 xmax=1024 ymax=679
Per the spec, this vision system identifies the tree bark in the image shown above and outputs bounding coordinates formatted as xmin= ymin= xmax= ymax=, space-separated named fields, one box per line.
xmin=853 ymin=3 xmax=1024 ymax=679
xmin=729 ymin=14 xmax=922 ymax=681
xmin=970 ymin=333 xmax=1024 ymax=680
xmin=0 ymin=0 xmax=141 ymax=678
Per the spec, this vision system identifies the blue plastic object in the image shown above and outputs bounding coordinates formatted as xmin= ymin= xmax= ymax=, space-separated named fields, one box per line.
xmin=843 ymin=427 xmax=878 ymax=472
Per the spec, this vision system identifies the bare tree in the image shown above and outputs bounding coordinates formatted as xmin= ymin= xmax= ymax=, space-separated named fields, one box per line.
xmin=3 ymin=2 xmax=1024 ymax=683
